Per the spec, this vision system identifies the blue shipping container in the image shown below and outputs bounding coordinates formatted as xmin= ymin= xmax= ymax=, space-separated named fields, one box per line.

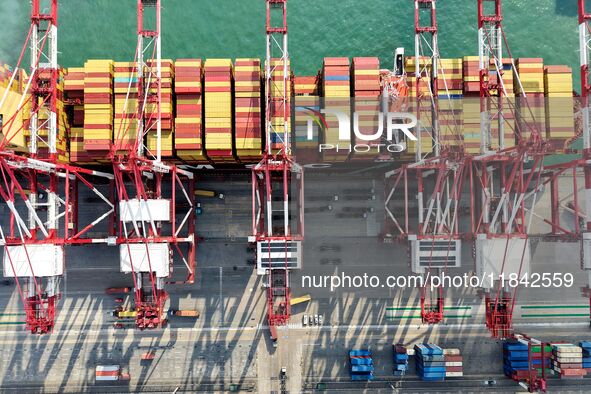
xmin=350 ymin=350 xmax=372 ymax=357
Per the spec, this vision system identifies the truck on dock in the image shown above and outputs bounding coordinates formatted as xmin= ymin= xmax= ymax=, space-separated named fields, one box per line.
xmin=111 ymin=309 xmax=137 ymax=318
xmin=195 ymin=189 xmax=225 ymax=199
xmin=95 ymin=365 xmax=129 ymax=382
xmin=105 ymin=287 xmax=131 ymax=294
xmin=168 ymin=309 xmax=200 ymax=318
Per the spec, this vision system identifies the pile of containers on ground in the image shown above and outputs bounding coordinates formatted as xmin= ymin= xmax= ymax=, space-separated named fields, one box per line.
xmin=503 ymin=337 xmax=551 ymax=381
xmin=349 ymin=349 xmax=374 ymax=381
xmin=204 ymin=59 xmax=234 ymax=162
xmin=174 ymin=59 xmax=205 ymax=162
xmin=393 ymin=344 xmax=409 ymax=376
xmin=550 ymin=343 xmax=586 ymax=378
xmin=580 ymin=341 xmax=591 ymax=372
xmin=234 ymin=58 xmax=262 ymax=162
xmin=414 ymin=344 xmax=446 ymax=381
xmin=443 ymin=348 xmax=463 ymax=378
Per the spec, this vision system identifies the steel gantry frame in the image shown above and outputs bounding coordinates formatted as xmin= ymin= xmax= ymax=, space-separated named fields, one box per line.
xmin=475 ymin=0 xmax=552 ymax=339
xmin=385 ymin=0 xmax=467 ymax=325
xmin=110 ymin=0 xmax=196 ymax=330
xmin=477 ymin=0 xmax=521 ymax=339
xmin=0 ymin=0 xmax=115 ymax=334
xmin=578 ymin=0 xmax=591 ymax=326
xmin=251 ymin=0 xmax=304 ymax=343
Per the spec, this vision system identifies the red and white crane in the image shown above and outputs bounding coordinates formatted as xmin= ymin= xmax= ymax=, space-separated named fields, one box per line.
xmin=473 ymin=0 xmax=551 ymax=338
xmin=111 ymin=0 xmax=195 ymax=330
xmin=0 ymin=0 xmax=114 ymax=334
xmin=251 ymin=0 xmax=304 ymax=343
xmin=384 ymin=0 xmax=466 ymax=324
xmin=578 ymin=0 xmax=591 ymax=324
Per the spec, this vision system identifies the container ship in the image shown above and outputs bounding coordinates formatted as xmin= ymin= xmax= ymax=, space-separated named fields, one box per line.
xmin=1 ymin=3 xmax=591 ymax=392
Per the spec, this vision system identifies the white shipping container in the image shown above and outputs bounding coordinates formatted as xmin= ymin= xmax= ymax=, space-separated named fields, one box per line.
xmin=95 ymin=365 xmax=119 ymax=381
xmin=552 ymin=344 xmax=581 ymax=353
xmin=552 ymin=356 xmax=583 ymax=362
xmin=555 ymin=350 xmax=583 ymax=356
xmin=445 ymin=371 xmax=463 ymax=377
xmin=443 ymin=349 xmax=460 ymax=355
xmin=445 ymin=361 xmax=463 ymax=367
xmin=407 ymin=348 xmax=415 ymax=356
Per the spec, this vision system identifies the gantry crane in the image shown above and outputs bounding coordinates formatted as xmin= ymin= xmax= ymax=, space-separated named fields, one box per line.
xmin=384 ymin=0 xmax=466 ymax=324
xmin=474 ymin=0 xmax=550 ymax=338
xmin=0 ymin=0 xmax=114 ymax=334
xmin=111 ymin=0 xmax=195 ymax=330
xmin=578 ymin=0 xmax=591 ymax=326
xmin=250 ymin=0 xmax=304 ymax=343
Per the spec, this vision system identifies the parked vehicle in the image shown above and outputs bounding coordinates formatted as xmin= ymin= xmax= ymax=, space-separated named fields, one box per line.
xmin=105 ymin=287 xmax=131 ymax=294
xmin=168 ymin=309 xmax=200 ymax=318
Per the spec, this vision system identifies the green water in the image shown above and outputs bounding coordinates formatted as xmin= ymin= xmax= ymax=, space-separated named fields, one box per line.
xmin=0 ymin=0 xmax=582 ymax=88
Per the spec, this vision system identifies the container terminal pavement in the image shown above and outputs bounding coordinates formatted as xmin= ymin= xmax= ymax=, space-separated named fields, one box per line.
xmin=2 ymin=0 xmax=591 ymax=393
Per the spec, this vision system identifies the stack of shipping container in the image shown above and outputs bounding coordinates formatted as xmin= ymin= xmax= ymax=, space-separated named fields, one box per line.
xmin=405 ymin=56 xmax=435 ymax=156
xmin=46 ymin=55 xmax=579 ymax=167
xmin=489 ymin=58 xmax=516 ymax=150
xmin=503 ymin=337 xmax=552 ymax=381
xmin=113 ymin=62 xmax=137 ymax=155
xmin=293 ymin=75 xmax=321 ymax=163
xmin=174 ymin=59 xmax=205 ymax=162
xmin=462 ymin=55 xmax=482 ymax=154
xmin=515 ymin=58 xmax=546 ymax=142
xmin=443 ymin=348 xmax=463 ymax=378
xmin=268 ymin=58 xmax=291 ymax=153
xmin=503 ymin=339 xmax=530 ymax=380
xmin=436 ymin=58 xmax=463 ymax=149
xmin=349 ymin=349 xmax=374 ymax=381
xmin=234 ymin=58 xmax=262 ymax=162
xmin=580 ymin=341 xmax=591 ymax=372
xmin=414 ymin=344 xmax=446 ymax=381
xmin=0 ymin=66 xmax=26 ymax=149
xmin=64 ymin=67 xmax=85 ymax=163
xmin=550 ymin=343 xmax=586 ymax=378
xmin=83 ymin=60 xmax=113 ymax=164
xmin=462 ymin=57 xmax=518 ymax=152
xmin=146 ymin=60 xmax=174 ymax=158
xmin=204 ymin=59 xmax=234 ymax=162
xmin=393 ymin=344 xmax=409 ymax=376
xmin=544 ymin=65 xmax=575 ymax=150
xmin=351 ymin=57 xmax=381 ymax=160
xmin=322 ymin=57 xmax=351 ymax=162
